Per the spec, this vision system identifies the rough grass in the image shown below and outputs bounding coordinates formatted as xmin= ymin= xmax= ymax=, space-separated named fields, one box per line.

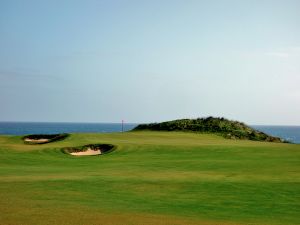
xmin=0 ymin=131 xmax=299 ymax=225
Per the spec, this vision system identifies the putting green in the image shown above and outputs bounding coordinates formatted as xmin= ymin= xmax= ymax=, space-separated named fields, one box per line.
xmin=0 ymin=131 xmax=299 ymax=225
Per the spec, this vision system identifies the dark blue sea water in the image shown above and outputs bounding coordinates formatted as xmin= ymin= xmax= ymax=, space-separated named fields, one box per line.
xmin=252 ymin=125 xmax=300 ymax=144
xmin=0 ymin=122 xmax=137 ymax=135
xmin=0 ymin=122 xmax=299 ymax=144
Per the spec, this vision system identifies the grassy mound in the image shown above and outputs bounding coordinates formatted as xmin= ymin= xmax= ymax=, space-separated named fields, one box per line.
xmin=23 ymin=133 xmax=69 ymax=144
xmin=63 ymin=143 xmax=115 ymax=154
xmin=133 ymin=117 xmax=284 ymax=142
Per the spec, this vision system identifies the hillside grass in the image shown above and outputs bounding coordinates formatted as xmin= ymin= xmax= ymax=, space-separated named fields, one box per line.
xmin=0 ymin=131 xmax=299 ymax=225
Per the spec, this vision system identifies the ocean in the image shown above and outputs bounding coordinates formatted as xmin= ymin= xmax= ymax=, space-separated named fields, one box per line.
xmin=251 ymin=125 xmax=300 ymax=144
xmin=0 ymin=122 xmax=137 ymax=135
xmin=0 ymin=122 xmax=299 ymax=144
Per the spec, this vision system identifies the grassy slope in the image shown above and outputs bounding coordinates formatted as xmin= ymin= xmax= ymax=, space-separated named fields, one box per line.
xmin=0 ymin=132 xmax=299 ymax=225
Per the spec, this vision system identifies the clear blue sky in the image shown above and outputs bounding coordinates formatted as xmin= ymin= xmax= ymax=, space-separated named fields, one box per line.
xmin=0 ymin=0 xmax=299 ymax=125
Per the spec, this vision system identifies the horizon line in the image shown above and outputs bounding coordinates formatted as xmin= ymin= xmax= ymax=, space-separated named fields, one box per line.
xmin=0 ymin=120 xmax=300 ymax=127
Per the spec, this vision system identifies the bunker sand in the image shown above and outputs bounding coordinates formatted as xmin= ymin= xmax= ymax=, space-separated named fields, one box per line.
xmin=24 ymin=138 xmax=49 ymax=143
xmin=70 ymin=147 xmax=101 ymax=156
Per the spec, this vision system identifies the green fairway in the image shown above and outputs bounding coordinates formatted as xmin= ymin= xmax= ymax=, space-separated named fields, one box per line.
xmin=0 ymin=131 xmax=299 ymax=225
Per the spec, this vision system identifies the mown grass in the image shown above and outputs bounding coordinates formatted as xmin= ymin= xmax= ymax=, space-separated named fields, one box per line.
xmin=0 ymin=131 xmax=299 ymax=225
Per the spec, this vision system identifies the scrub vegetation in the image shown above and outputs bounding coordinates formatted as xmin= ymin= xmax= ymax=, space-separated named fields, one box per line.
xmin=134 ymin=117 xmax=285 ymax=142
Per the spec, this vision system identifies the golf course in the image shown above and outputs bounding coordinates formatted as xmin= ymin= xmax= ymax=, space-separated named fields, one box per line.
xmin=0 ymin=131 xmax=299 ymax=225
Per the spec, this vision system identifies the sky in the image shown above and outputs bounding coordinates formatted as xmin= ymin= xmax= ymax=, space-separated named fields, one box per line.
xmin=0 ymin=0 xmax=299 ymax=125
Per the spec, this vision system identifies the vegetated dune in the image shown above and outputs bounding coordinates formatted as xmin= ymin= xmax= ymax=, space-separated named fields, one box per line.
xmin=23 ymin=133 xmax=69 ymax=144
xmin=133 ymin=117 xmax=285 ymax=142
xmin=63 ymin=144 xmax=114 ymax=156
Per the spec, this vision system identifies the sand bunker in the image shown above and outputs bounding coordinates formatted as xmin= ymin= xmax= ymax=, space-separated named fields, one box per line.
xmin=63 ymin=144 xmax=114 ymax=156
xmin=23 ymin=133 xmax=69 ymax=144
xmin=70 ymin=147 xmax=101 ymax=156
xmin=24 ymin=138 xmax=49 ymax=144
